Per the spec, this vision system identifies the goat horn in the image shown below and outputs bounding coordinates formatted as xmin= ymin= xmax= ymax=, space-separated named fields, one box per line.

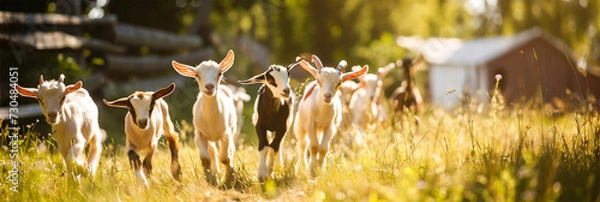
xmin=336 ymin=60 xmax=347 ymax=71
xmin=58 ymin=74 xmax=65 ymax=83
xmin=311 ymin=55 xmax=324 ymax=70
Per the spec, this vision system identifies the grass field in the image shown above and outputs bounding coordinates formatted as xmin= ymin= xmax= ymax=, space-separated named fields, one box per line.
xmin=2 ymin=97 xmax=600 ymax=201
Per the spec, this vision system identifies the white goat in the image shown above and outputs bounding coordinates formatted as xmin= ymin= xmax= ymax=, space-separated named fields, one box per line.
xmin=171 ymin=50 xmax=237 ymax=185
xmin=225 ymin=84 xmax=251 ymax=141
xmin=294 ymin=55 xmax=368 ymax=178
xmin=339 ymin=80 xmax=359 ymax=110
xmin=335 ymin=72 xmax=361 ymax=151
xmin=103 ymin=83 xmax=180 ymax=188
xmin=349 ymin=63 xmax=395 ymax=138
xmin=238 ymin=60 xmax=300 ymax=182
xmin=16 ymin=74 xmax=104 ymax=176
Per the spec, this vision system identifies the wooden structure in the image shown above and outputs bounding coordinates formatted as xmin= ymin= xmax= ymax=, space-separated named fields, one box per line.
xmin=0 ymin=10 xmax=214 ymax=119
xmin=398 ymin=27 xmax=594 ymax=108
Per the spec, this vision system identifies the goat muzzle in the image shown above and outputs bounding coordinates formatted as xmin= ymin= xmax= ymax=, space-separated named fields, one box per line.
xmin=47 ymin=112 xmax=59 ymax=124
xmin=137 ymin=119 xmax=149 ymax=129
xmin=281 ymin=88 xmax=291 ymax=98
xmin=204 ymin=84 xmax=215 ymax=96
xmin=323 ymin=93 xmax=332 ymax=103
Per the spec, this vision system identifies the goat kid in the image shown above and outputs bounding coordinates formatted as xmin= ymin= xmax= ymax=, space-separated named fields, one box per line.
xmin=391 ymin=57 xmax=423 ymax=116
xmin=16 ymin=74 xmax=104 ymax=177
xmin=294 ymin=55 xmax=368 ymax=178
xmin=103 ymin=83 xmax=180 ymax=188
xmin=225 ymin=84 xmax=251 ymax=144
xmin=171 ymin=50 xmax=237 ymax=186
xmin=349 ymin=63 xmax=395 ymax=138
xmin=335 ymin=68 xmax=362 ymax=152
xmin=238 ymin=60 xmax=300 ymax=182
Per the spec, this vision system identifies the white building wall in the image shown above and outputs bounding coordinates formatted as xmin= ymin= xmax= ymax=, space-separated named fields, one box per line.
xmin=429 ymin=65 xmax=469 ymax=108
xmin=476 ymin=65 xmax=490 ymax=105
xmin=430 ymin=64 xmax=490 ymax=109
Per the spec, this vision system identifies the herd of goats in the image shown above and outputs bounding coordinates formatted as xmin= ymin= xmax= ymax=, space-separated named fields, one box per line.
xmin=14 ymin=50 xmax=423 ymax=187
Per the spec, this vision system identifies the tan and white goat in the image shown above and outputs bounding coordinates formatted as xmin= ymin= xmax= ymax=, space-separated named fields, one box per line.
xmin=171 ymin=50 xmax=237 ymax=185
xmin=349 ymin=63 xmax=395 ymax=137
xmin=16 ymin=74 xmax=104 ymax=176
xmin=103 ymin=83 xmax=180 ymax=188
xmin=294 ymin=55 xmax=368 ymax=178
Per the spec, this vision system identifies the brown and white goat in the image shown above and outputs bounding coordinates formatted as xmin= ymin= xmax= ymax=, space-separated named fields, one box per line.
xmin=294 ymin=55 xmax=368 ymax=178
xmin=16 ymin=74 xmax=104 ymax=176
xmin=103 ymin=83 xmax=180 ymax=187
xmin=391 ymin=57 xmax=423 ymax=115
xmin=238 ymin=60 xmax=300 ymax=182
xmin=171 ymin=50 xmax=237 ymax=185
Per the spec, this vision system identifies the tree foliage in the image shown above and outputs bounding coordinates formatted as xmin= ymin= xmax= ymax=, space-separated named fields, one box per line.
xmin=207 ymin=0 xmax=598 ymax=69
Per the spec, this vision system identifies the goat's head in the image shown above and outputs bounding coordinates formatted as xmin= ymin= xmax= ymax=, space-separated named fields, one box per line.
xmin=103 ymin=83 xmax=176 ymax=130
xmin=358 ymin=63 xmax=395 ymax=102
xmin=16 ymin=74 xmax=82 ymax=125
xmin=238 ymin=59 xmax=300 ymax=99
xmin=171 ymin=50 xmax=234 ymax=97
xmin=299 ymin=54 xmax=368 ymax=103
xmin=339 ymin=80 xmax=359 ymax=107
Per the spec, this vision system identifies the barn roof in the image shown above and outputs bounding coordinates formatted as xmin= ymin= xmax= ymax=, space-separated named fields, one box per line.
xmin=397 ymin=27 xmax=576 ymax=66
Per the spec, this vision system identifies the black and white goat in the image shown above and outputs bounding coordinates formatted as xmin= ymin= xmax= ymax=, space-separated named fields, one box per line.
xmin=294 ymin=55 xmax=368 ymax=178
xmin=238 ymin=60 xmax=299 ymax=182
xmin=103 ymin=83 xmax=180 ymax=187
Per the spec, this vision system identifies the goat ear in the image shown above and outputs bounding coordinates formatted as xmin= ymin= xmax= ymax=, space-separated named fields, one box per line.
xmin=220 ymin=49 xmax=235 ymax=73
xmin=15 ymin=85 xmax=38 ymax=98
xmin=39 ymin=75 xmax=44 ymax=85
xmin=103 ymin=98 xmax=129 ymax=108
xmin=153 ymin=83 xmax=176 ymax=100
xmin=336 ymin=60 xmax=348 ymax=71
xmin=311 ymin=55 xmax=324 ymax=70
xmin=377 ymin=63 xmax=395 ymax=78
xmin=299 ymin=58 xmax=318 ymax=79
xmin=342 ymin=65 xmax=369 ymax=82
xmin=238 ymin=74 xmax=265 ymax=85
xmin=303 ymin=83 xmax=318 ymax=101
xmin=65 ymin=81 xmax=83 ymax=94
xmin=172 ymin=60 xmax=197 ymax=77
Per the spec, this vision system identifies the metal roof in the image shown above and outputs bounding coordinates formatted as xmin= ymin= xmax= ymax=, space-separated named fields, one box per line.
xmin=397 ymin=27 xmax=574 ymax=67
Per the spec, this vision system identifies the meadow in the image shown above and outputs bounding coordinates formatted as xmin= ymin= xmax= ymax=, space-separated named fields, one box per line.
xmin=1 ymin=93 xmax=600 ymax=201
